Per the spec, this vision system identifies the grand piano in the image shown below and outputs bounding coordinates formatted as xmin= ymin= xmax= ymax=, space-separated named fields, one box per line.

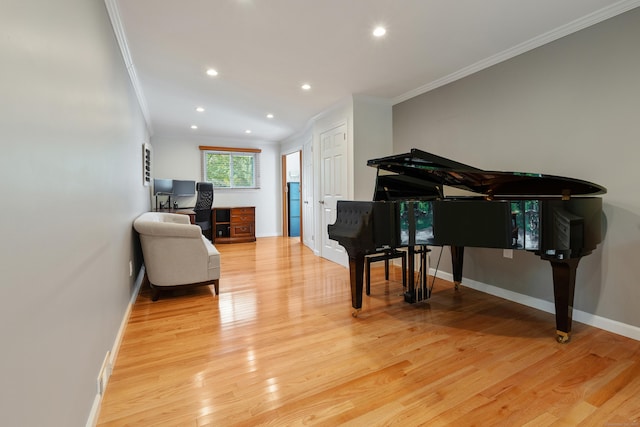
xmin=328 ymin=149 xmax=606 ymax=343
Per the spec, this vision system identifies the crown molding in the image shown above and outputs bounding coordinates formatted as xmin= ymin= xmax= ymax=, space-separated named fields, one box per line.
xmin=393 ymin=0 xmax=640 ymax=105
xmin=104 ymin=0 xmax=154 ymax=135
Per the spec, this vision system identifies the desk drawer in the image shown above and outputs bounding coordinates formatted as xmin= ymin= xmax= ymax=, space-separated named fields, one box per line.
xmin=231 ymin=207 xmax=254 ymax=225
xmin=231 ymin=207 xmax=254 ymax=216
xmin=213 ymin=206 xmax=255 ymax=243
xmin=232 ymin=224 xmax=254 ymax=237
xmin=231 ymin=214 xmax=255 ymax=224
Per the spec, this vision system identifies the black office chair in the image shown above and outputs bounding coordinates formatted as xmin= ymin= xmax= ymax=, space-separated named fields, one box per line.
xmin=194 ymin=182 xmax=214 ymax=240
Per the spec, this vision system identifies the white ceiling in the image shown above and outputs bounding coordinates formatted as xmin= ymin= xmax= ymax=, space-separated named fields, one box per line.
xmin=108 ymin=0 xmax=639 ymax=142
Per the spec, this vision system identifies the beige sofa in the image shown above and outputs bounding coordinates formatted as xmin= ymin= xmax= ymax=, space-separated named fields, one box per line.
xmin=133 ymin=212 xmax=220 ymax=300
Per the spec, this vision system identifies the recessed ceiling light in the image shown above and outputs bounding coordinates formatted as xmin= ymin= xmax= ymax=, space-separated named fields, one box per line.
xmin=373 ymin=26 xmax=386 ymax=37
xmin=245 ymin=129 xmax=252 ymax=134
xmin=196 ymin=107 xmax=205 ymax=112
xmin=206 ymin=68 xmax=218 ymax=77
xmin=190 ymin=125 xmax=198 ymax=130
xmin=301 ymin=83 xmax=311 ymax=91
xmin=266 ymin=113 xmax=274 ymax=119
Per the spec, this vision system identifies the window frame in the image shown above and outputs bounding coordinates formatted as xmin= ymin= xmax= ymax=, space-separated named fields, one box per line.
xmin=200 ymin=146 xmax=261 ymax=190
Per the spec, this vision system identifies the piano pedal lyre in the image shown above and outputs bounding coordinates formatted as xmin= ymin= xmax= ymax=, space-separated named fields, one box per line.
xmin=414 ymin=286 xmax=430 ymax=302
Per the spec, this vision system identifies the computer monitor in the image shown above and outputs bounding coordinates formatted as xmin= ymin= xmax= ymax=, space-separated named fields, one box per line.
xmin=173 ymin=180 xmax=196 ymax=196
xmin=153 ymin=178 xmax=173 ymax=195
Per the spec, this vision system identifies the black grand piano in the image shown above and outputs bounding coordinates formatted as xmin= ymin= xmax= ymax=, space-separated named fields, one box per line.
xmin=328 ymin=149 xmax=606 ymax=343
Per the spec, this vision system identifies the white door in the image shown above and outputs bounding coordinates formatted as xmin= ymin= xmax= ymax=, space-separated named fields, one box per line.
xmin=320 ymin=123 xmax=348 ymax=266
xmin=302 ymin=139 xmax=314 ymax=250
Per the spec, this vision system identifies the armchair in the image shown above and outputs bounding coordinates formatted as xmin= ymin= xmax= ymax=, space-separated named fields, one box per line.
xmin=133 ymin=212 xmax=220 ymax=301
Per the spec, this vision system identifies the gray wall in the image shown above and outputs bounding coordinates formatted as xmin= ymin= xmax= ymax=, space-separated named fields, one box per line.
xmin=0 ymin=0 xmax=149 ymax=425
xmin=353 ymin=95 xmax=393 ymax=200
xmin=393 ymin=8 xmax=640 ymax=328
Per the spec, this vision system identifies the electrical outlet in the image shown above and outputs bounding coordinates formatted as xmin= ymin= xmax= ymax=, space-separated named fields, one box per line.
xmin=97 ymin=375 xmax=104 ymax=396
xmin=503 ymin=249 xmax=513 ymax=259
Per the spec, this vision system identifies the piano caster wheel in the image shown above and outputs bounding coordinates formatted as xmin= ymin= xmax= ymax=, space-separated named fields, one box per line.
xmin=454 ymin=281 xmax=461 ymax=291
xmin=351 ymin=308 xmax=361 ymax=318
xmin=556 ymin=331 xmax=571 ymax=344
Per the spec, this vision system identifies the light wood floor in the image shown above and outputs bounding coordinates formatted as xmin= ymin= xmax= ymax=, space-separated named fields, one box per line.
xmin=98 ymin=237 xmax=640 ymax=426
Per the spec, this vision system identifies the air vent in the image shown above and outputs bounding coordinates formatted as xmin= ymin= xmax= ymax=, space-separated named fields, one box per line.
xmin=143 ymin=143 xmax=152 ymax=186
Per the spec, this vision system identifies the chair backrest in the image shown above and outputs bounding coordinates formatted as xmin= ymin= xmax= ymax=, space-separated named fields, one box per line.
xmin=194 ymin=182 xmax=214 ymax=223
xmin=195 ymin=182 xmax=214 ymax=210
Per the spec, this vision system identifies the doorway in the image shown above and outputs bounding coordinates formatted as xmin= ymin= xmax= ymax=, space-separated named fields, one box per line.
xmin=282 ymin=151 xmax=302 ymax=241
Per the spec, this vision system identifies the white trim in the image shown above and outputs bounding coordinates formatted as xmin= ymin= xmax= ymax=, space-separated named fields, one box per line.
xmin=104 ymin=0 xmax=154 ymax=135
xmin=393 ymin=0 xmax=640 ymax=105
xmin=85 ymin=265 xmax=145 ymax=427
xmin=430 ymin=268 xmax=640 ymax=342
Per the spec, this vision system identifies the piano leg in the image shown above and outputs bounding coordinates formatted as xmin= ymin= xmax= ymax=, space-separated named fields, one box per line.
xmin=451 ymin=246 xmax=465 ymax=290
xmin=349 ymin=254 xmax=365 ymax=317
xmin=548 ymin=257 xmax=580 ymax=343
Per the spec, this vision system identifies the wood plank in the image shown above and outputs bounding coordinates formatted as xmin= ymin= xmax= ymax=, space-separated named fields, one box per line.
xmin=97 ymin=237 xmax=640 ymax=426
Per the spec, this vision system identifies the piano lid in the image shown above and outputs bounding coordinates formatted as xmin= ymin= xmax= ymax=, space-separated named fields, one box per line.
xmin=368 ymin=149 xmax=607 ymax=197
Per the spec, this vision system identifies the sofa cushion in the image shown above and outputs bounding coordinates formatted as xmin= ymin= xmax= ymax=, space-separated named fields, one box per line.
xmin=134 ymin=212 xmax=201 ymax=238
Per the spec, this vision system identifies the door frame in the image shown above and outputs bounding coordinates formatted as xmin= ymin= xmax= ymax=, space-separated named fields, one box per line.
xmin=281 ymin=151 xmax=302 ymax=241
xmin=301 ymin=137 xmax=314 ymax=250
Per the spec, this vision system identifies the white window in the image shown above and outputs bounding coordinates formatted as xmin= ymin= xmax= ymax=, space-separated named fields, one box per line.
xmin=201 ymin=147 xmax=261 ymax=189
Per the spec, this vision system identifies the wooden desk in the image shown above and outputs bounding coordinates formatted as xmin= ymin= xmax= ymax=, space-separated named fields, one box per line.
xmin=213 ymin=207 xmax=255 ymax=243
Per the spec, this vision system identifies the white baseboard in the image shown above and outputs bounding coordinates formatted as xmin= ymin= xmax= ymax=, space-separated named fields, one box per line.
xmin=86 ymin=265 xmax=145 ymax=427
xmin=430 ymin=268 xmax=640 ymax=342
